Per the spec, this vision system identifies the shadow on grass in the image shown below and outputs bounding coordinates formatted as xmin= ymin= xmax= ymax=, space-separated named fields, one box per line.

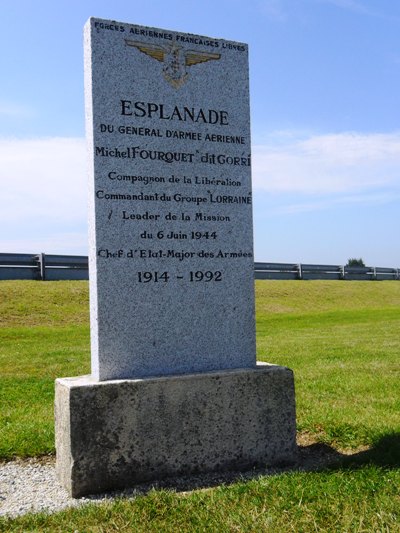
xmin=334 ymin=432 xmax=400 ymax=470
xmin=291 ymin=432 xmax=400 ymax=479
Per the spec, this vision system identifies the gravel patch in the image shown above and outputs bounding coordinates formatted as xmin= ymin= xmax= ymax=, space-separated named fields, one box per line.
xmin=0 ymin=444 xmax=350 ymax=519
xmin=0 ymin=458 xmax=108 ymax=518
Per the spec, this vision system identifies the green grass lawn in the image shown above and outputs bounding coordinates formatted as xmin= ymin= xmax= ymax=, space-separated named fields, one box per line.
xmin=256 ymin=281 xmax=400 ymax=449
xmin=0 ymin=279 xmax=399 ymax=531
xmin=0 ymin=281 xmax=90 ymax=459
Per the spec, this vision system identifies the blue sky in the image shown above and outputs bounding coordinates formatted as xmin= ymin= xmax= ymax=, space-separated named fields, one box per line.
xmin=1 ymin=0 xmax=399 ymax=266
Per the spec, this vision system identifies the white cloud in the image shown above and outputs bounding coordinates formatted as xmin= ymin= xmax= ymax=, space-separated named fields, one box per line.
xmin=0 ymin=232 xmax=88 ymax=255
xmin=0 ymin=102 xmax=35 ymax=118
xmin=0 ymin=137 xmax=87 ymax=254
xmin=261 ymin=191 xmax=400 ymax=216
xmin=1 ymin=132 xmax=400 ymax=254
xmin=252 ymin=131 xmax=400 ymax=194
xmin=0 ymin=137 xmax=87 ymax=221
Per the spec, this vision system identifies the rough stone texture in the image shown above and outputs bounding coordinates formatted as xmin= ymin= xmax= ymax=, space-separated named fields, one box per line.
xmin=55 ymin=363 xmax=297 ymax=497
xmin=84 ymin=18 xmax=255 ymax=380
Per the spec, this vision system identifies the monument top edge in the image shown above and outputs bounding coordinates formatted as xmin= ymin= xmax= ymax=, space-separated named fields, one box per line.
xmin=56 ymin=364 xmax=292 ymax=389
xmin=85 ymin=16 xmax=249 ymax=49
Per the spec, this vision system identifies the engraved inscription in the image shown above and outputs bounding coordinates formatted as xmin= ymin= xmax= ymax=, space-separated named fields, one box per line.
xmin=86 ymin=17 xmax=255 ymax=378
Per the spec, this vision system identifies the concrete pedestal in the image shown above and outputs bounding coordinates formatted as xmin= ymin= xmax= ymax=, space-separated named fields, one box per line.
xmin=55 ymin=363 xmax=297 ymax=497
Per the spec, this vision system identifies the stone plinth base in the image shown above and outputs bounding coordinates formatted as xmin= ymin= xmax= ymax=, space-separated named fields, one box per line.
xmin=55 ymin=363 xmax=297 ymax=497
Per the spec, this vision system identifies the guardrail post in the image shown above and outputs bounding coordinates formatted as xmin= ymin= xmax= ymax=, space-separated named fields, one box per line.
xmin=36 ymin=253 xmax=46 ymax=281
xmin=297 ymin=263 xmax=303 ymax=280
xmin=340 ymin=265 xmax=345 ymax=280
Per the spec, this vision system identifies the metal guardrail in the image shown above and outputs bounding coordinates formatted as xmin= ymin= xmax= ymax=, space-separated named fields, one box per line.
xmin=0 ymin=253 xmax=399 ymax=281
xmin=0 ymin=253 xmax=88 ymax=281
xmin=254 ymin=262 xmax=400 ymax=281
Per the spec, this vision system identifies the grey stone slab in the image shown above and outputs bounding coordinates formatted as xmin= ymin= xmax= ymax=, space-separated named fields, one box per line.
xmin=55 ymin=363 xmax=297 ymax=497
xmin=84 ymin=18 xmax=255 ymax=380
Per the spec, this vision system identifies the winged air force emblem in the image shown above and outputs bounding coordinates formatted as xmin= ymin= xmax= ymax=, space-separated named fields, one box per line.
xmin=125 ymin=40 xmax=221 ymax=89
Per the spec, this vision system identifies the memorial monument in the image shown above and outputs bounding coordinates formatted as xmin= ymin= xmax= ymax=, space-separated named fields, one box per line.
xmin=55 ymin=17 xmax=297 ymax=497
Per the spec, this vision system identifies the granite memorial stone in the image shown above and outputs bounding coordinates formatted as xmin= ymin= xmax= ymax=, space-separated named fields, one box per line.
xmin=85 ymin=17 xmax=256 ymax=380
xmin=55 ymin=17 xmax=297 ymax=497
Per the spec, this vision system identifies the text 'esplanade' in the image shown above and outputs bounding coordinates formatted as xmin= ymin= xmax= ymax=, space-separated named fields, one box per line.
xmin=121 ymin=100 xmax=229 ymax=125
